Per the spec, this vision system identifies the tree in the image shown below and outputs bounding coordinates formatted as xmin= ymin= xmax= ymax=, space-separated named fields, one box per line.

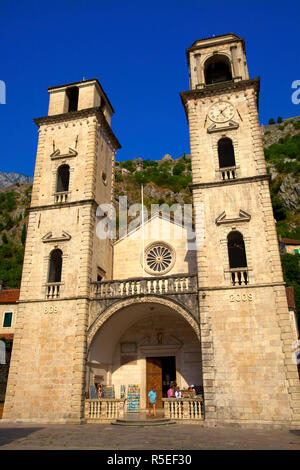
xmin=21 ymin=224 xmax=26 ymax=246
xmin=277 ymin=116 xmax=283 ymax=123
xmin=268 ymin=118 xmax=275 ymax=125
xmin=281 ymin=253 xmax=300 ymax=313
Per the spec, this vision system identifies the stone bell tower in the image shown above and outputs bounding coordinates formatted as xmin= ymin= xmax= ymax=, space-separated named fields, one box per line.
xmin=181 ymin=34 xmax=300 ymax=426
xmin=3 ymin=79 xmax=121 ymax=423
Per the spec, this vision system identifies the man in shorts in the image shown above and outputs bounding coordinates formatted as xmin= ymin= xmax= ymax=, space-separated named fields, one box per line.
xmin=148 ymin=386 xmax=157 ymax=417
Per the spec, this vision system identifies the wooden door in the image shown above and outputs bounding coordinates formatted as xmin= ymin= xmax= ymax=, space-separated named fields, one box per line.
xmin=146 ymin=357 xmax=163 ymax=407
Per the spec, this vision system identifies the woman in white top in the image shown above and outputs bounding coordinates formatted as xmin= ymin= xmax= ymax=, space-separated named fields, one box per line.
xmin=175 ymin=387 xmax=182 ymax=398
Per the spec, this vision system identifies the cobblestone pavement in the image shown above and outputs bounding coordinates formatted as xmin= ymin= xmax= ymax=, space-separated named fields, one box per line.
xmin=0 ymin=423 xmax=299 ymax=450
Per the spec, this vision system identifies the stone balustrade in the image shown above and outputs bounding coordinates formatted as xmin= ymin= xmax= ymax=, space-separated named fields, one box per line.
xmin=54 ymin=191 xmax=69 ymax=203
xmin=92 ymin=274 xmax=198 ymax=299
xmin=45 ymin=282 xmax=62 ymax=299
xmin=85 ymin=399 xmax=126 ymax=423
xmin=162 ymin=398 xmax=203 ymax=421
xmin=219 ymin=166 xmax=237 ymax=180
xmin=230 ymin=268 xmax=249 ymax=286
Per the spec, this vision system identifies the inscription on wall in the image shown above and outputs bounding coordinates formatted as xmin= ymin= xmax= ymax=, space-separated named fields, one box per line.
xmin=230 ymin=293 xmax=253 ymax=302
xmin=44 ymin=306 xmax=58 ymax=314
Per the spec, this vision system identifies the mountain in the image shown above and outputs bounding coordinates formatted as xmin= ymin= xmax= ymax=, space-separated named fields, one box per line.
xmin=0 ymin=172 xmax=33 ymax=189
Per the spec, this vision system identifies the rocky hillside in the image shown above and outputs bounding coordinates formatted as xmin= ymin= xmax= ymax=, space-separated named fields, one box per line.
xmin=0 ymin=172 xmax=33 ymax=189
xmin=0 ymin=183 xmax=32 ymax=286
xmin=263 ymin=117 xmax=300 ymax=239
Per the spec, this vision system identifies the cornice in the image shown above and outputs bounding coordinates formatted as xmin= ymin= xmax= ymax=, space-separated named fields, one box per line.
xmin=180 ymin=77 xmax=260 ymax=106
xmin=29 ymin=199 xmax=99 ymax=212
xmin=34 ymin=107 xmax=121 ymax=150
xmin=186 ymin=35 xmax=246 ymax=65
xmin=190 ymin=174 xmax=270 ymax=191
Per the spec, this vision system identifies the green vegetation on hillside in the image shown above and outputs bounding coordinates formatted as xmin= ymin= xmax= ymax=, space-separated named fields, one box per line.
xmin=281 ymin=253 xmax=300 ymax=317
xmin=0 ymin=184 xmax=31 ymax=287
xmin=116 ymin=156 xmax=192 ymax=193
xmin=265 ymin=134 xmax=300 ymax=239
xmin=265 ymin=134 xmax=300 ymax=176
xmin=0 ymin=235 xmax=24 ymax=287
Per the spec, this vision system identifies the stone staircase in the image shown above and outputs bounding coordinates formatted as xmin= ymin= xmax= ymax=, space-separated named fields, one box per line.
xmin=111 ymin=412 xmax=176 ymax=426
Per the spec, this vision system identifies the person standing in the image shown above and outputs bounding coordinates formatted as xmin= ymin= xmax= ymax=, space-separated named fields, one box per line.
xmin=167 ymin=385 xmax=174 ymax=398
xmin=148 ymin=386 xmax=157 ymax=417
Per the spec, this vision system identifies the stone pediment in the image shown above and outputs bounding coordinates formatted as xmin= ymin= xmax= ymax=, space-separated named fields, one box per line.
xmin=215 ymin=209 xmax=251 ymax=226
xmin=50 ymin=147 xmax=77 ymax=160
xmin=207 ymin=120 xmax=239 ymax=134
xmin=42 ymin=231 xmax=71 ymax=243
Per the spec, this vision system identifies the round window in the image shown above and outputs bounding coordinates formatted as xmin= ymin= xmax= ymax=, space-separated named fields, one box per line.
xmin=144 ymin=243 xmax=175 ymax=275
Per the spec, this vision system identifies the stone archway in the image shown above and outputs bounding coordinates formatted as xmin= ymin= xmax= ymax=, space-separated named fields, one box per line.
xmin=86 ymin=297 xmax=202 ymax=409
xmin=87 ymin=295 xmax=200 ymax=349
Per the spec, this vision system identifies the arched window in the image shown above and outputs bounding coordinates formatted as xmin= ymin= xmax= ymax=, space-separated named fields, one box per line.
xmin=56 ymin=165 xmax=70 ymax=193
xmin=204 ymin=55 xmax=232 ymax=85
xmin=66 ymin=86 xmax=79 ymax=112
xmin=218 ymin=138 xmax=236 ymax=169
xmin=48 ymin=249 xmax=62 ymax=283
xmin=227 ymin=231 xmax=247 ymax=269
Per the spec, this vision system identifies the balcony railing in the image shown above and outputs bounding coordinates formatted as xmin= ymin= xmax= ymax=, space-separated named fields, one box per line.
xmin=230 ymin=268 xmax=249 ymax=286
xmin=54 ymin=191 xmax=69 ymax=203
xmin=85 ymin=399 xmax=126 ymax=423
xmin=45 ymin=282 xmax=62 ymax=299
xmin=162 ymin=398 xmax=203 ymax=421
xmin=219 ymin=166 xmax=236 ymax=181
xmin=91 ymin=274 xmax=198 ymax=299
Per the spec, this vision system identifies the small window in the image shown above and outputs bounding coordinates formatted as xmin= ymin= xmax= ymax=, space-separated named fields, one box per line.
xmin=56 ymin=165 xmax=70 ymax=193
xmin=218 ymin=138 xmax=236 ymax=169
xmin=3 ymin=312 xmax=13 ymax=328
xmin=97 ymin=267 xmax=106 ymax=282
xmin=48 ymin=249 xmax=63 ymax=283
xmin=227 ymin=231 xmax=247 ymax=268
xmin=66 ymin=86 xmax=79 ymax=112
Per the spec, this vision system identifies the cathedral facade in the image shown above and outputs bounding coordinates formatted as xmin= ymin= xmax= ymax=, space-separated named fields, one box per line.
xmin=2 ymin=33 xmax=300 ymax=426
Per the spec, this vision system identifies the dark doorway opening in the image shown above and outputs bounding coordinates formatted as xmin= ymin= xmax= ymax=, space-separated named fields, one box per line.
xmin=146 ymin=356 xmax=176 ymax=407
xmin=161 ymin=356 xmax=176 ymax=397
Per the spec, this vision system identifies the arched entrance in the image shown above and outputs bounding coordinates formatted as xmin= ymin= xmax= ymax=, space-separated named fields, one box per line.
xmin=87 ymin=297 xmax=202 ymax=410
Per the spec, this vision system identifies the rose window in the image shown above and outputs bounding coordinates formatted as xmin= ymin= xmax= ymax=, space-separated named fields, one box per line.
xmin=144 ymin=243 xmax=175 ymax=275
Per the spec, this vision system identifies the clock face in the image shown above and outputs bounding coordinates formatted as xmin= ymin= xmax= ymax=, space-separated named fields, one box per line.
xmin=208 ymin=101 xmax=234 ymax=123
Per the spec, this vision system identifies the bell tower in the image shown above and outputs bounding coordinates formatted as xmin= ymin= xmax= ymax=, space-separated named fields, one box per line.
xmin=3 ymin=79 xmax=121 ymax=423
xmin=181 ymin=34 xmax=300 ymax=426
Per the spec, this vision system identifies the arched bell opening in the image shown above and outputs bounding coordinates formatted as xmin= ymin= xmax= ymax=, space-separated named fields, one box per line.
xmin=204 ymin=54 xmax=232 ymax=85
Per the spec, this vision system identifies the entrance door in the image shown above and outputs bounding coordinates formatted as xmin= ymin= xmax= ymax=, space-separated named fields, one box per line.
xmin=146 ymin=356 xmax=176 ymax=407
xmin=146 ymin=357 xmax=163 ymax=407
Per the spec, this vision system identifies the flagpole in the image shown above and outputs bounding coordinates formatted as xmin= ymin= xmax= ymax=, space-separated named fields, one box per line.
xmin=141 ymin=184 xmax=145 ymax=276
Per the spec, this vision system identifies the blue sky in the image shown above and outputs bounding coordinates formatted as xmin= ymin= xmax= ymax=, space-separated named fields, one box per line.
xmin=0 ymin=0 xmax=299 ymax=176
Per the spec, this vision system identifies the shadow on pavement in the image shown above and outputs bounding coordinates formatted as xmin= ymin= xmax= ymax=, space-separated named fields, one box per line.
xmin=0 ymin=427 xmax=43 ymax=447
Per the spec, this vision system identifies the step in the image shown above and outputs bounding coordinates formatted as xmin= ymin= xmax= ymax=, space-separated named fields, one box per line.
xmin=112 ymin=418 xmax=176 ymax=426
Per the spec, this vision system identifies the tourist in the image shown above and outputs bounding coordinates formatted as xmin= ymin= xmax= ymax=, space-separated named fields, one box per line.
xmin=148 ymin=386 xmax=157 ymax=417
xmin=175 ymin=386 xmax=182 ymax=398
xmin=167 ymin=385 xmax=174 ymax=398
